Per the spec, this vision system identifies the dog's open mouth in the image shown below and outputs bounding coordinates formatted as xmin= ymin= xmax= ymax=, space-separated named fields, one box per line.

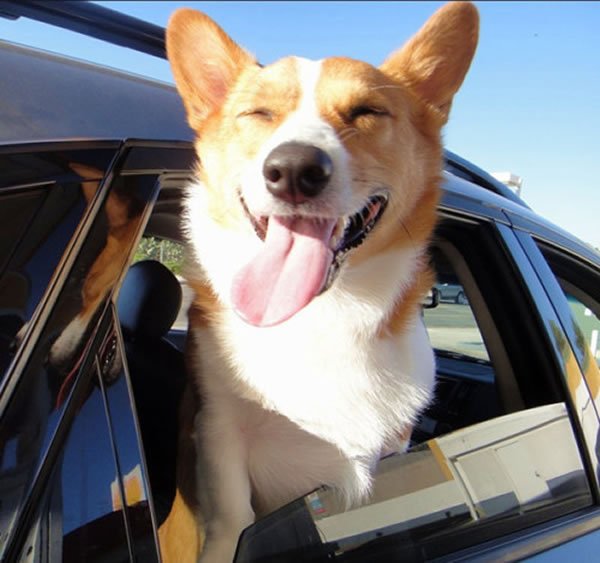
xmin=233 ymin=192 xmax=388 ymax=327
xmin=326 ymin=193 xmax=388 ymax=289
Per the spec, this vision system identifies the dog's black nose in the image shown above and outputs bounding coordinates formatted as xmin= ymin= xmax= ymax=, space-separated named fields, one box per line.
xmin=263 ymin=142 xmax=333 ymax=204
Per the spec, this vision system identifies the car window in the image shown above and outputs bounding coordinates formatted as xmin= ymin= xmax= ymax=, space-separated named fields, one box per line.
xmin=15 ymin=369 xmax=131 ymax=563
xmin=535 ymin=241 xmax=600 ymax=412
xmin=234 ymin=217 xmax=594 ymax=561
xmin=98 ymin=318 xmax=159 ymax=560
xmin=0 ymin=145 xmax=118 ymax=382
xmin=0 ymin=143 xmax=182 ymax=561
xmin=14 ymin=312 xmax=159 ymax=563
xmin=424 ymin=262 xmax=489 ymax=363
xmin=566 ymin=293 xmax=599 ymax=367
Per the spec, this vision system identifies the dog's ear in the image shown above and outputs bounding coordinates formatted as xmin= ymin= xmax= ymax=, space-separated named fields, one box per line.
xmin=166 ymin=9 xmax=256 ymax=130
xmin=380 ymin=2 xmax=479 ymax=123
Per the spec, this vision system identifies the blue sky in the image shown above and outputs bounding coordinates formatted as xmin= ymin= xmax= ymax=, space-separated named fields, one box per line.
xmin=1 ymin=2 xmax=598 ymax=248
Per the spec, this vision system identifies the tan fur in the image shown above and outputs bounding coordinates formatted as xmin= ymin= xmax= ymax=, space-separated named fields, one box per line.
xmin=380 ymin=1 xmax=479 ymax=122
xmin=160 ymin=331 xmax=205 ymax=562
xmin=186 ymin=279 xmax=222 ymax=327
xmin=166 ymin=10 xmax=256 ymax=130
xmin=378 ymin=266 xmax=437 ymax=338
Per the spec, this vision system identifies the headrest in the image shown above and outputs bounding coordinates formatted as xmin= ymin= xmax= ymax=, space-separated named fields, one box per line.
xmin=117 ymin=260 xmax=183 ymax=340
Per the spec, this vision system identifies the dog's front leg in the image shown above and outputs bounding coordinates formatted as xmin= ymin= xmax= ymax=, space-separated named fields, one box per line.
xmin=196 ymin=412 xmax=255 ymax=563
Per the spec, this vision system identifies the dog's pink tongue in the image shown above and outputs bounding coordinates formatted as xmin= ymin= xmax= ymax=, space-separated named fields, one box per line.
xmin=232 ymin=216 xmax=336 ymax=327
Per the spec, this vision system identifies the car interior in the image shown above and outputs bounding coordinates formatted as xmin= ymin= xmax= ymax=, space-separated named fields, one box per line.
xmin=116 ymin=258 xmax=186 ymax=526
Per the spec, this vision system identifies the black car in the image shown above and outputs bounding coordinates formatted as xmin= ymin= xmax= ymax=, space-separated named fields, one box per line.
xmin=1 ymin=3 xmax=600 ymax=562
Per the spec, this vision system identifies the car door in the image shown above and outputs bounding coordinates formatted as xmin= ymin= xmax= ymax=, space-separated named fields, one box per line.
xmin=501 ymin=209 xmax=600 ymax=560
xmin=0 ymin=140 xmax=195 ymax=561
xmin=233 ymin=177 xmax=600 ymax=562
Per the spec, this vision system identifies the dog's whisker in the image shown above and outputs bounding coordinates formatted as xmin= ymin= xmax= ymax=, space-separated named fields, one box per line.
xmin=338 ymin=127 xmax=359 ymax=142
xmin=400 ymin=220 xmax=415 ymax=248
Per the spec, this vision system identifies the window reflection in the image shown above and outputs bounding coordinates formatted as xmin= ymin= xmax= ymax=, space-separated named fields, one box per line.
xmin=61 ymin=378 xmax=130 ymax=559
xmin=236 ymin=404 xmax=591 ymax=562
xmin=0 ymin=153 xmax=159 ymax=560
xmin=0 ymin=147 xmax=117 ymax=381
xmin=14 ymin=365 xmax=131 ymax=562
xmin=100 ymin=321 xmax=159 ymax=561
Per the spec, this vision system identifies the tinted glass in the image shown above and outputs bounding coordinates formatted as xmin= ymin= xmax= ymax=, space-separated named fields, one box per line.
xmin=0 ymin=152 xmax=159 ymax=560
xmin=61 ymin=367 xmax=131 ymax=562
xmin=566 ymin=294 xmax=600 ymax=368
xmin=535 ymin=241 xmax=600 ymax=433
xmin=100 ymin=321 xmax=159 ymax=561
xmin=0 ymin=146 xmax=118 ymax=381
xmin=13 ymin=350 xmax=131 ymax=562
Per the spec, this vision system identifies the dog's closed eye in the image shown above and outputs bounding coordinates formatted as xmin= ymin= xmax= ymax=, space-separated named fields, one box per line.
xmin=346 ymin=105 xmax=391 ymax=123
xmin=237 ymin=107 xmax=275 ymax=121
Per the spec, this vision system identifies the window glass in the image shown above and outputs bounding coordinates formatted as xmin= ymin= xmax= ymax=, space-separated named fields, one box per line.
xmin=235 ymin=221 xmax=593 ymax=561
xmin=0 ymin=146 xmax=117 ymax=381
xmin=61 ymin=371 xmax=131 ymax=561
xmin=0 ymin=155 xmax=159 ymax=560
xmin=99 ymin=322 xmax=159 ymax=561
xmin=14 ymin=361 xmax=131 ymax=563
xmin=424 ymin=277 xmax=489 ymax=363
xmin=535 ymin=242 xmax=600 ymax=415
xmin=565 ymin=293 xmax=600 ymax=368
xmin=236 ymin=404 xmax=590 ymax=563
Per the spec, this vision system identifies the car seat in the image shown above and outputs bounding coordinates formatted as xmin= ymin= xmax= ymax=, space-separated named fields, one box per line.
xmin=117 ymin=259 xmax=186 ymax=525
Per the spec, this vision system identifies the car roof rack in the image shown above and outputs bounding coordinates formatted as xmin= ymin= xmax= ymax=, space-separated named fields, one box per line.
xmin=0 ymin=0 xmax=527 ymax=208
xmin=0 ymin=0 xmax=166 ymax=58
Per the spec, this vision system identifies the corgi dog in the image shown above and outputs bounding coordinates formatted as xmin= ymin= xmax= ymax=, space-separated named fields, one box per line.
xmin=164 ymin=2 xmax=478 ymax=561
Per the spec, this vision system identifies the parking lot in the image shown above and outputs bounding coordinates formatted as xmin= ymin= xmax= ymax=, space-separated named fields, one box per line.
xmin=424 ymin=303 xmax=489 ymax=361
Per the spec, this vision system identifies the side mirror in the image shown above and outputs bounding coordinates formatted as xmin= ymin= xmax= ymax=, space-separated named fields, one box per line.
xmin=423 ymin=287 xmax=440 ymax=309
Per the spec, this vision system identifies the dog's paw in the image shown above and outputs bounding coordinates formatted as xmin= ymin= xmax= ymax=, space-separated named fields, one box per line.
xmin=48 ymin=315 xmax=86 ymax=369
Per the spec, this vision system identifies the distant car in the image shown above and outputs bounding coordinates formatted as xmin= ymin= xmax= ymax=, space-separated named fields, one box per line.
xmin=434 ymin=282 xmax=468 ymax=304
xmin=1 ymin=3 xmax=600 ymax=563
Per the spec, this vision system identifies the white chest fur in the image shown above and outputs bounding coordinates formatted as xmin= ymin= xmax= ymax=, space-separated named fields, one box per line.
xmin=192 ymin=247 xmax=436 ymax=458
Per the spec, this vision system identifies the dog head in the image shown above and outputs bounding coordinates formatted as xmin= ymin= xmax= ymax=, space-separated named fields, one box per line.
xmin=167 ymin=2 xmax=478 ymax=327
